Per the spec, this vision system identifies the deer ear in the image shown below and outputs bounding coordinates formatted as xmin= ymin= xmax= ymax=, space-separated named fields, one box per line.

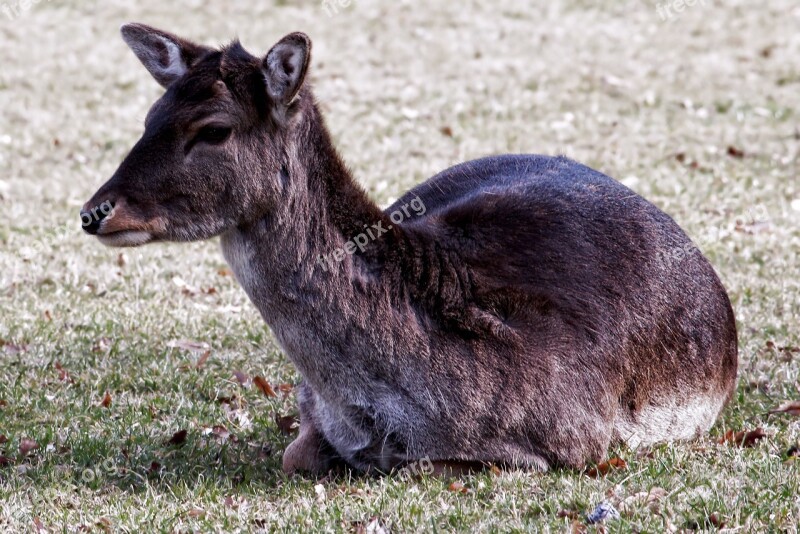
xmin=120 ymin=23 xmax=210 ymax=89
xmin=263 ymin=32 xmax=311 ymax=106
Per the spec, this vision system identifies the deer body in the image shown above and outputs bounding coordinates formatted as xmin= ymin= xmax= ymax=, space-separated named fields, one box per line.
xmin=83 ymin=25 xmax=738 ymax=474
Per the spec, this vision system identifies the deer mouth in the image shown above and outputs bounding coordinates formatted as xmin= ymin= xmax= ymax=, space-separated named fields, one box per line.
xmin=96 ymin=229 xmax=154 ymax=247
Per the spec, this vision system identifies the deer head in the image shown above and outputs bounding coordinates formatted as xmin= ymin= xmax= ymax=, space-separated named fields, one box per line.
xmin=81 ymin=24 xmax=312 ymax=247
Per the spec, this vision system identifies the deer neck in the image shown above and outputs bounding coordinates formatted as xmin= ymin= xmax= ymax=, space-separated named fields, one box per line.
xmin=220 ymin=102 xmax=409 ymax=387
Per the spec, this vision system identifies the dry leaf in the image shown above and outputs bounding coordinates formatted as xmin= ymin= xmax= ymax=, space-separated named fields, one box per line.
xmin=278 ymin=383 xmax=294 ymax=397
xmin=100 ymin=391 xmax=112 ymax=408
xmin=726 ymin=145 xmax=745 ymax=158
xmin=116 ymin=253 xmax=127 ymax=267
xmin=166 ymin=429 xmax=188 ymax=446
xmin=586 ymin=457 xmax=627 ymax=477
xmin=253 ymin=376 xmax=277 ymax=398
xmin=33 ymin=518 xmax=46 ymax=532
xmin=447 ymin=481 xmax=469 ymax=494
xmin=440 ymin=126 xmax=454 ymax=137
xmin=20 ymin=438 xmax=39 ymax=456
xmin=0 ymin=435 xmax=7 ymax=444
xmin=217 ymin=268 xmax=233 ymax=277
xmin=0 ymin=456 xmax=12 ymax=467
xmin=54 ymin=361 xmax=72 ymax=383
xmin=274 ymin=414 xmax=299 ymax=435
xmin=96 ymin=517 xmax=112 ymax=532
xmin=719 ymin=427 xmax=766 ymax=447
xmin=195 ymin=350 xmax=211 ymax=369
xmin=769 ymin=401 xmax=800 ymax=417
xmin=186 ymin=508 xmax=206 ymax=518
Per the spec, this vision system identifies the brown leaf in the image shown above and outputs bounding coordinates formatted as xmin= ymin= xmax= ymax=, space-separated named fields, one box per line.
xmin=33 ymin=518 xmax=46 ymax=532
xmin=586 ymin=457 xmax=627 ymax=477
xmin=253 ymin=376 xmax=277 ymax=398
xmin=0 ymin=434 xmax=7 ymax=444
xmin=719 ymin=427 xmax=767 ymax=447
xmin=116 ymin=253 xmax=127 ymax=267
xmin=100 ymin=391 xmax=112 ymax=408
xmin=96 ymin=517 xmax=112 ymax=532
xmin=726 ymin=145 xmax=745 ymax=158
xmin=278 ymin=383 xmax=294 ymax=396
xmin=770 ymin=401 xmax=800 ymax=417
xmin=440 ymin=126 xmax=454 ymax=137
xmin=20 ymin=438 xmax=40 ymax=456
xmin=0 ymin=456 xmax=12 ymax=467
xmin=557 ymin=509 xmax=579 ymax=520
xmin=447 ymin=481 xmax=469 ymax=494
xmin=195 ymin=350 xmax=211 ymax=369
xmin=709 ymin=513 xmax=726 ymax=528
xmin=186 ymin=508 xmax=205 ymax=518
xmin=54 ymin=361 xmax=72 ymax=383
xmin=224 ymin=496 xmax=236 ymax=509
xmin=43 ymin=310 xmax=53 ymax=321
xmin=166 ymin=429 xmax=188 ymax=446
xmin=274 ymin=414 xmax=299 ymax=435
xmin=217 ymin=268 xmax=233 ymax=277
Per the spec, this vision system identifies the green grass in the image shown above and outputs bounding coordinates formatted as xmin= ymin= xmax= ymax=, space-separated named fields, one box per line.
xmin=1 ymin=0 xmax=799 ymax=531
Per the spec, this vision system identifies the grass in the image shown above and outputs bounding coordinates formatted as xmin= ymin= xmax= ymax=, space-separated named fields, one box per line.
xmin=1 ymin=0 xmax=799 ymax=531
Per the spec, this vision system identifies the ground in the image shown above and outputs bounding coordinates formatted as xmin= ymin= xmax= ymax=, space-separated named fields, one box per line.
xmin=0 ymin=0 xmax=799 ymax=531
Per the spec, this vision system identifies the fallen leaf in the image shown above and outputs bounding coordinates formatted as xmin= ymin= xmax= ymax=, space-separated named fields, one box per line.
xmin=96 ymin=517 xmax=112 ymax=532
xmin=769 ymin=401 xmax=800 ymax=416
xmin=274 ymin=414 xmax=299 ymax=435
xmin=726 ymin=145 xmax=745 ymax=158
xmin=20 ymin=438 xmax=39 ymax=456
xmin=100 ymin=391 xmax=112 ymax=408
xmin=224 ymin=496 xmax=237 ymax=509
xmin=54 ymin=361 xmax=72 ymax=383
xmin=0 ymin=435 xmax=7 ymax=444
xmin=186 ymin=508 xmax=205 ymax=518
xmin=0 ymin=456 xmax=12 ymax=467
xmin=719 ymin=428 xmax=767 ymax=447
xmin=166 ymin=429 xmax=188 ymax=446
xmin=709 ymin=513 xmax=726 ymax=528
xmin=167 ymin=339 xmax=210 ymax=353
xmin=447 ymin=481 xmax=469 ymax=494
xmin=253 ymin=376 xmax=277 ymax=398
xmin=557 ymin=509 xmax=579 ymax=520
xmin=439 ymin=126 xmax=454 ymax=137
xmin=33 ymin=518 xmax=46 ymax=532
xmin=116 ymin=253 xmax=127 ymax=267
xmin=278 ymin=383 xmax=294 ymax=396
xmin=586 ymin=457 xmax=627 ymax=477
xmin=217 ymin=268 xmax=233 ymax=277
xmin=233 ymin=370 xmax=249 ymax=386
xmin=195 ymin=350 xmax=211 ymax=369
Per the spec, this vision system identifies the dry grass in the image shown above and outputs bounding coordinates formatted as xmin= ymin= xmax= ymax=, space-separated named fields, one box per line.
xmin=1 ymin=0 xmax=799 ymax=531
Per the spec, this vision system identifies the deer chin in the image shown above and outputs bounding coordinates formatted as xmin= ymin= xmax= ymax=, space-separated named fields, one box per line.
xmin=97 ymin=230 xmax=154 ymax=247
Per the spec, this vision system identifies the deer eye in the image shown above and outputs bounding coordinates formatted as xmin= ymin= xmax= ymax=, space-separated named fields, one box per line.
xmin=194 ymin=125 xmax=232 ymax=146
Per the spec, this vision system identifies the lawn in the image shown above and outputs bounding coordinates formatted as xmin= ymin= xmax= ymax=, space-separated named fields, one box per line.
xmin=1 ymin=0 xmax=799 ymax=531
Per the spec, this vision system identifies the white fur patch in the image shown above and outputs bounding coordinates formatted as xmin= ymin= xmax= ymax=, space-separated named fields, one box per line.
xmin=615 ymin=394 xmax=726 ymax=449
xmin=97 ymin=230 xmax=153 ymax=247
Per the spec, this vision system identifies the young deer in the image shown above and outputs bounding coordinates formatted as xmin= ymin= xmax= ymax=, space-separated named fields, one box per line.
xmin=82 ymin=24 xmax=738 ymax=474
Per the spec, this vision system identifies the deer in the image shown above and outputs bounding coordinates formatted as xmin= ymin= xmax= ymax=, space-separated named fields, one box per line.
xmin=82 ymin=23 xmax=738 ymax=475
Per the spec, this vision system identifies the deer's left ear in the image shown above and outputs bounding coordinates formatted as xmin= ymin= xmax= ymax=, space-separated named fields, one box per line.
xmin=120 ymin=23 xmax=210 ymax=89
xmin=263 ymin=32 xmax=311 ymax=107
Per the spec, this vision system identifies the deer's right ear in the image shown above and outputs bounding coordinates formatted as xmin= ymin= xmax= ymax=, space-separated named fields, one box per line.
xmin=120 ymin=23 xmax=210 ymax=89
xmin=263 ymin=32 xmax=311 ymax=108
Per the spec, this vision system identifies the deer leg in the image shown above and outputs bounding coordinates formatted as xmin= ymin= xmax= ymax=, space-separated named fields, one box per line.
xmin=282 ymin=381 xmax=339 ymax=474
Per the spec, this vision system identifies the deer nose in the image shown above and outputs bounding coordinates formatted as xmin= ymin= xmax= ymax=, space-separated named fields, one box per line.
xmin=80 ymin=201 xmax=115 ymax=235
